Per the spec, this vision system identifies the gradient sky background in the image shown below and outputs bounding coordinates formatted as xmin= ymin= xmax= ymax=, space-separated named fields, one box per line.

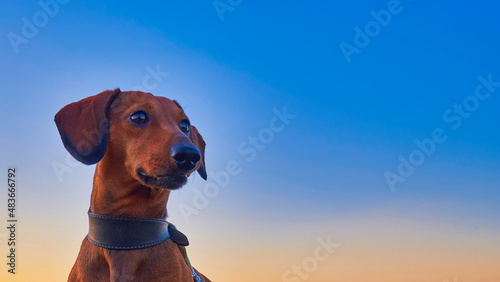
xmin=1 ymin=1 xmax=500 ymax=281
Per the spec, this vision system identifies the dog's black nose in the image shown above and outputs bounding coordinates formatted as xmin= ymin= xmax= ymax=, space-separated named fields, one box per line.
xmin=171 ymin=144 xmax=201 ymax=172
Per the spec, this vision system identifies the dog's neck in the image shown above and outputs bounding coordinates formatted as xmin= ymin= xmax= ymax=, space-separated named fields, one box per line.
xmin=90 ymin=162 xmax=170 ymax=219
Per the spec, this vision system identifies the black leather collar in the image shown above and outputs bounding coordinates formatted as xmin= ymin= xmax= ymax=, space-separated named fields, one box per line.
xmin=87 ymin=210 xmax=189 ymax=250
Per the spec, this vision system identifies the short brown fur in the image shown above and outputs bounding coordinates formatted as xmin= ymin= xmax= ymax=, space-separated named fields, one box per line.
xmin=55 ymin=89 xmax=210 ymax=282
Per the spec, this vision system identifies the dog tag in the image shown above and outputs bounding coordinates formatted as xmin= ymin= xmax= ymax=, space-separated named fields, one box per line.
xmin=168 ymin=225 xmax=189 ymax=246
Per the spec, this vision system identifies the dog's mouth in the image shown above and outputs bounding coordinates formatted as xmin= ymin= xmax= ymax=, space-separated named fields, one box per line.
xmin=136 ymin=168 xmax=188 ymax=190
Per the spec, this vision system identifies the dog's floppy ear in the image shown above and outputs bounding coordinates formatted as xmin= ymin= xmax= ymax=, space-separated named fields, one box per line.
xmin=189 ymin=125 xmax=207 ymax=180
xmin=54 ymin=89 xmax=121 ymax=165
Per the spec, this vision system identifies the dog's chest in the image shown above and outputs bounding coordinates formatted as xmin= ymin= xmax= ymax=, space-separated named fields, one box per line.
xmin=104 ymin=241 xmax=193 ymax=282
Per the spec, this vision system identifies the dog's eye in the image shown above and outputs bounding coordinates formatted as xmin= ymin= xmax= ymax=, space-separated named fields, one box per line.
xmin=180 ymin=120 xmax=190 ymax=134
xmin=130 ymin=111 xmax=149 ymax=125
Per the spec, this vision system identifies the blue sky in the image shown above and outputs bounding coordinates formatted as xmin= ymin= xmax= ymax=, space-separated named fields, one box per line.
xmin=1 ymin=1 xmax=500 ymax=281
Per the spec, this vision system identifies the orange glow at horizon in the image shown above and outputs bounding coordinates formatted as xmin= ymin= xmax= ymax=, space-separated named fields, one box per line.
xmin=3 ymin=212 xmax=499 ymax=282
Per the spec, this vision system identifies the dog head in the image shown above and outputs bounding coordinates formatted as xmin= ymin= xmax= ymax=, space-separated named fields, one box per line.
xmin=54 ymin=89 xmax=207 ymax=190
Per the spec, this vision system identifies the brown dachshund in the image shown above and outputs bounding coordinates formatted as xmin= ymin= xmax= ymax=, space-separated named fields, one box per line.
xmin=55 ymin=89 xmax=211 ymax=282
